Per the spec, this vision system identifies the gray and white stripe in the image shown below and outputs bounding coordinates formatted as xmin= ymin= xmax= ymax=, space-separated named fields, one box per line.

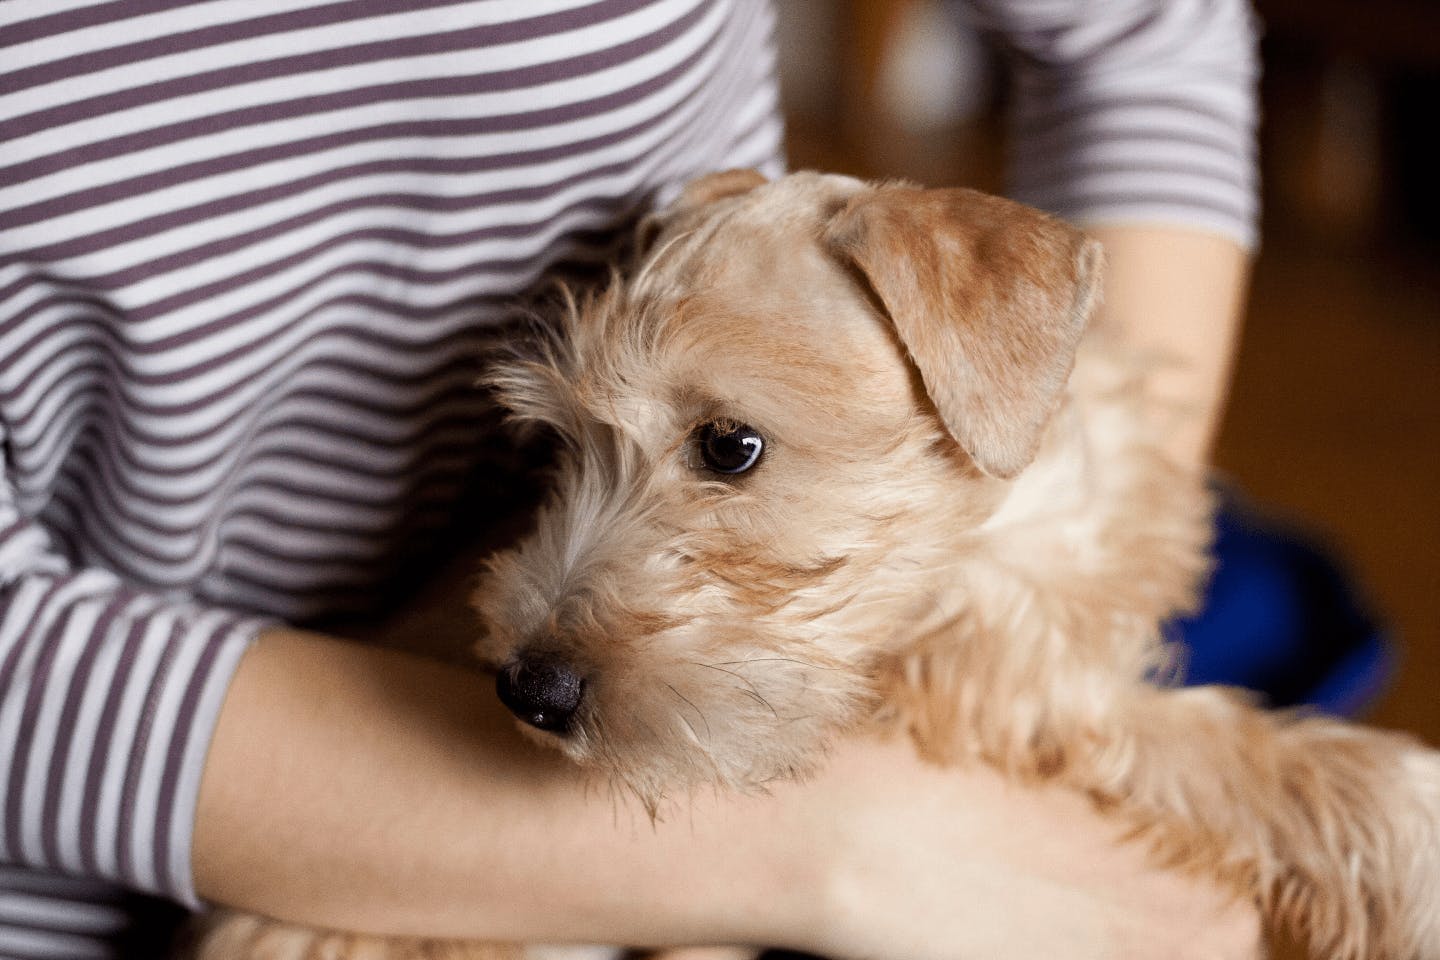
xmin=962 ymin=0 xmax=1260 ymax=247
xmin=0 ymin=865 xmax=186 ymax=958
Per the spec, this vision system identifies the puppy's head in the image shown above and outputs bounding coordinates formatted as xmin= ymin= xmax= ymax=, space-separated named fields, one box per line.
xmin=474 ymin=171 xmax=1101 ymax=805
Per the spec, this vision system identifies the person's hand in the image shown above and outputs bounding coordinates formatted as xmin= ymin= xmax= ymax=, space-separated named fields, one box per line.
xmin=784 ymin=734 xmax=1264 ymax=960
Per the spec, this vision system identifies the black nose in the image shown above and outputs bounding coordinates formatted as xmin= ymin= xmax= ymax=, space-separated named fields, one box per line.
xmin=496 ymin=658 xmax=584 ymax=733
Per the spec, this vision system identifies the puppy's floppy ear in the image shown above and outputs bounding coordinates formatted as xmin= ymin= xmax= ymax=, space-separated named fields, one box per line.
xmin=825 ymin=184 xmax=1102 ymax=478
xmin=635 ymin=169 xmax=769 ymax=255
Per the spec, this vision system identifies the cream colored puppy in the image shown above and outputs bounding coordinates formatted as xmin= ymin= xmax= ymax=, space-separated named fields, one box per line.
xmin=196 ymin=172 xmax=1440 ymax=960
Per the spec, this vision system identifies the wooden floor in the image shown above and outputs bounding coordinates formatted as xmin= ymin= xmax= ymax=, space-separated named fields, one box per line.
xmin=784 ymin=113 xmax=1440 ymax=746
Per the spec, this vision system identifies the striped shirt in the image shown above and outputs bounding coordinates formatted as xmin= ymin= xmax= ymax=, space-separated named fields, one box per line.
xmin=0 ymin=1 xmax=1257 ymax=956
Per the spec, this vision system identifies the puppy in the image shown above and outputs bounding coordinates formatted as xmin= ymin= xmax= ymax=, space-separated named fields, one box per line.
xmin=195 ymin=171 xmax=1440 ymax=960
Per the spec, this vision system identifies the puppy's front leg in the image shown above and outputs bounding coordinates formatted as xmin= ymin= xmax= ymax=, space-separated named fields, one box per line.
xmin=1108 ymin=688 xmax=1440 ymax=960
xmin=187 ymin=909 xmax=524 ymax=960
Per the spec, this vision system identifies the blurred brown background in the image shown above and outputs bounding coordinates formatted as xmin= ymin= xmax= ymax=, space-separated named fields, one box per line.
xmin=773 ymin=0 xmax=1440 ymax=744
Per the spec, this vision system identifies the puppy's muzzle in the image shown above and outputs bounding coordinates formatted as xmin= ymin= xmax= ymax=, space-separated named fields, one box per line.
xmin=496 ymin=657 xmax=585 ymax=733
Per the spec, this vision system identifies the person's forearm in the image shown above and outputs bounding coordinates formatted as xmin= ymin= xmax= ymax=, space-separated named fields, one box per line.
xmin=1086 ymin=225 xmax=1252 ymax=467
xmin=192 ymin=627 xmax=820 ymax=947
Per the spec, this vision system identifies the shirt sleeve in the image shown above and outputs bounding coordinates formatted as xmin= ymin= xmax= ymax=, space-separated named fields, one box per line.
xmin=959 ymin=0 xmax=1261 ymax=249
xmin=0 ymin=446 xmax=265 ymax=909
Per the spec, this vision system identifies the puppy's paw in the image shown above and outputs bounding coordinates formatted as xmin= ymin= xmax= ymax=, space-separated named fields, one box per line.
xmin=184 ymin=909 xmax=522 ymax=960
xmin=185 ymin=911 xmax=319 ymax=960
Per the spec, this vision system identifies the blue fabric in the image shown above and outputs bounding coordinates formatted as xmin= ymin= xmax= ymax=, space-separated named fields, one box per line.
xmin=1170 ymin=491 xmax=1394 ymax=717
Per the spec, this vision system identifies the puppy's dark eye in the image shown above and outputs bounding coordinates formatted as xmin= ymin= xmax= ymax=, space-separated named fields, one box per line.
xmin=696 ymin=421 xmax=765 ymax=475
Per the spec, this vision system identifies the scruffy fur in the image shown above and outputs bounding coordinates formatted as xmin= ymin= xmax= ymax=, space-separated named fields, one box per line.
xmin=195 ymin=172 xmax=1440 ymax=960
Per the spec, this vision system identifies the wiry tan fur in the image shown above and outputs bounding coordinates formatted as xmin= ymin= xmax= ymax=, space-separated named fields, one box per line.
xmin=195 ymin=172 xmax=1440 ymax=960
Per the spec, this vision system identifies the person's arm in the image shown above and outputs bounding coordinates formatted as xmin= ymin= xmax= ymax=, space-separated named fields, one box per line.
xmin=0 ymin=439 xmax=264 ymax=905
xmin=960 ymin=0 xmax=1261 ymax=466
xmin=194 ymin=627 xmax=1260 ymax=960
xmin=1088 ymin=224 xmax=1251 ymax=466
